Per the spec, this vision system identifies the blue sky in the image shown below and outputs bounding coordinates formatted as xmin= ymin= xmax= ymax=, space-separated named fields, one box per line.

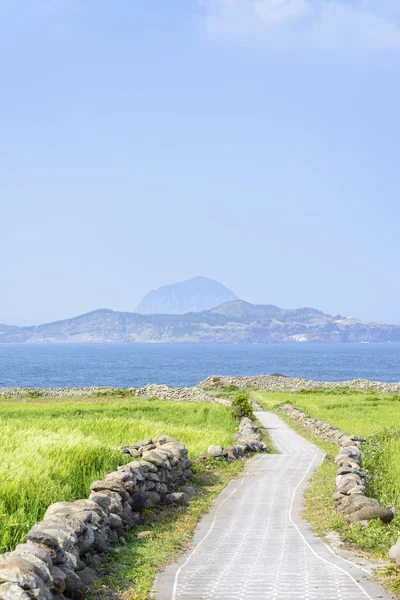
xmin=1 ymin=0 xmax=399 ymax=325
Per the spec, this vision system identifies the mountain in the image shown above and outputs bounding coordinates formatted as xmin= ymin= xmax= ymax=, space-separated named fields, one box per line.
xmin=1 ymin=300 xmax=399 ymax=344
xmin=135 ymin=276 xmax=238 ymax=314
xmin=0 ymin=323 xmax=21 ymax=334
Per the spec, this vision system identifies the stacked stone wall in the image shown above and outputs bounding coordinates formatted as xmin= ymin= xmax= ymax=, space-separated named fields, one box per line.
xmin=206 ymin=417 xmax=269 ymax=460
xmin=200 ymin=375 xmax=400 ymax=394
xmin=0 ymin=436 xmax=192 ymax=600
xmin=279 ymin=405 xmax=394 ymax=526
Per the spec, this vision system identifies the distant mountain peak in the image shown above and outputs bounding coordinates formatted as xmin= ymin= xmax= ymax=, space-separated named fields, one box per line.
xmin=135 ymin=277 xmax=239 ymax=315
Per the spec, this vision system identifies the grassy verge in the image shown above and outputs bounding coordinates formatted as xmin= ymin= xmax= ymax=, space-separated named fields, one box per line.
xmin=89 ymin=458 xmax=244 ymax=600
xmin=0 ymin=397 xmax=237 ymax=552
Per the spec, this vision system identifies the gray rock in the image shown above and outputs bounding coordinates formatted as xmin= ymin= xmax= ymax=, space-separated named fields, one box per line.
xmin=0 ymin=556 xmax=52 ymax=600
xmin=11 ymin=550 xmax=52 ymax=584
xmin=0 ymin=583 xmax=32 ymax=599
xmin=121 ymin=446 xmax=140 ymax=457
xmin=77 ymin=566 xmax=98 ymax=590
xmin=181 ymin=486 xmax=197 ymax=497
xmin=141 ymin=450 xmax=167 ymax=469
xmin=144 ymin=492 xmax=161 ymax=508
xmin=138 ymin=444 xmax=156 ymax=455
xmin=132 ymin=438 xmax=153 ymax=449
xmin=130 ymin=492 xmax=147 ymax=512
xmin=51 ymin=566 xmax=67 ymax=594
xmin=207 ymin=445 xmax=225 ymax=458
xmin=14 ymin=543 xmax=53 ymax=568
xmin=389 ymin=539 xmax=400 ymax=564
xmin=88 ymin=492 xmax=111 ymax=510
xmin=73 ymin=499 xmax=108 ymax=521
xmin=92 ymin=530 xmax=110 ymax=553
xmin=139 ymin=460 xmax=159 ymax=473
xmin=90 ymin=480 xmax=128 ymax=501
xmin=350 ymin=505 xmax=394 ymax=523
xmin=165 ymin=492 xmax=189 ymax=506
xmin=108 ymin=514 xmax=123 ymax=530
xmin=58 ymin=567 xmax=85 ymax=600
xmin=332 ymin=491 xmax=345 ymax=501
xmin=154 ymin=435 xmax=179 ymax=445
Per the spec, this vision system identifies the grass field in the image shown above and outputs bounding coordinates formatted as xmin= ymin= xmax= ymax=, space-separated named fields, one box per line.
xmin=0 ymin=397 xmax=236 ymax=553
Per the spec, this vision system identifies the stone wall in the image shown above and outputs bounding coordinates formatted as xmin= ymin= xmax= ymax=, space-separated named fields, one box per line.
xmin=0 ymin=436 xmax=192 ymax=600
xmin=279 ymin=405 xmax=394 ymax=526
xmin=206 ymin=417 xmax=269 ymax=461
xmin=135 ymin=384 xmax=230 ymax=405
xmin=200 ymin=375 xmax=400 ymax=394
xmin=4 ymin=375 xmax=400 ymax=400
xmin=0 ymin=385 xmax=227 ymax=405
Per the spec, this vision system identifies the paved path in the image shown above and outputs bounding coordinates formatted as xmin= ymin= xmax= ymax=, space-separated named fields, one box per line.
xmin=155 ymin=412 xmax=392 ymax=600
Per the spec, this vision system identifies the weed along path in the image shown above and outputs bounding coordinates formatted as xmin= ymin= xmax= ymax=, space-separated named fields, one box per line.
xmin=154 ymin=412 xmax=392 ymax=600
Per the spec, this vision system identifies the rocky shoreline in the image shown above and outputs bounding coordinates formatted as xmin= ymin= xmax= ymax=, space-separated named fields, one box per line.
xmin=0 ymin=384 xmax=225 ymax=404
xmin=199 ymin=374 xmax=400 ymax=394
xmin=1 ymin=375 xmax=400 ymax=399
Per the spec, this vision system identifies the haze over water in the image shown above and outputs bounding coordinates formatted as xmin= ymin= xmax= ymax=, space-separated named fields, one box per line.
xmin=0 ymin=343 xmax=399 ymax=388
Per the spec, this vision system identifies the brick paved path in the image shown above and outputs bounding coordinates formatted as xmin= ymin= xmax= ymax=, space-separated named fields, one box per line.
xmin=154 ymin=412 xmax=392 ymax=600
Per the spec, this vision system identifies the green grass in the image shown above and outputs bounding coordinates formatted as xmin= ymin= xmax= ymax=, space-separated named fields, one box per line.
xmin=0 ymin=397 xmax=237 ymax=553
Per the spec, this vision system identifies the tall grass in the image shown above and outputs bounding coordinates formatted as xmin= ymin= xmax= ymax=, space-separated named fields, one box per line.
xmin=0 ymin=398 xmax=236 ymax=552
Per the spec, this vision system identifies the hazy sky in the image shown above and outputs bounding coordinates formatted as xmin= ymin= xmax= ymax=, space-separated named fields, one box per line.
xmin=1 ymin=0 xmax=400 ymax=325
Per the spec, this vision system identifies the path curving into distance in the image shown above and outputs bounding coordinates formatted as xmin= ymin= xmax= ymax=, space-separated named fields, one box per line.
xmin=154 ymin=412 xmax=393 ymax=600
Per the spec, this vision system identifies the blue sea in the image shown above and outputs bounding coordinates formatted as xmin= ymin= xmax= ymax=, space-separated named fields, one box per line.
xmin=0 ymin=343 xmax=399 ymax=388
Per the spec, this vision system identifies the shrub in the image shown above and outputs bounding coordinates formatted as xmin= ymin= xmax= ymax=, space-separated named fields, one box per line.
xmin=95 ymin=389 xmax=135 ymax=398
xmin=232 ymin=391 xmax=254 ymax=420
xmin=26 ymin=390 xmax=43 ymax=398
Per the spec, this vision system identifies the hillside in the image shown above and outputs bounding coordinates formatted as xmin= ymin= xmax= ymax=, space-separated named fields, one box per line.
xmin=0 ymin=323 xmax=21 ymax=334
xmin=1 ymin=300 xmax=399 ymax=343
xmin=135 ymin=276 xmax=238 ymax=314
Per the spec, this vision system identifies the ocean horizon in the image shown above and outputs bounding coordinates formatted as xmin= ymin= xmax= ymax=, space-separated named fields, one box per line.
xmin=0 ymin=342 xmax=399 ymax=388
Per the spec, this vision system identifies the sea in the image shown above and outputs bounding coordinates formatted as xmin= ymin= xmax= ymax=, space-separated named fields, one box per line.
xmin=0 ymin=343 xmax=399 ymax=388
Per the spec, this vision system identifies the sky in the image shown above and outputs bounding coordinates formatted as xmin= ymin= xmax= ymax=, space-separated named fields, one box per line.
xmin=1 ymin=0 xmax=400 ymax=325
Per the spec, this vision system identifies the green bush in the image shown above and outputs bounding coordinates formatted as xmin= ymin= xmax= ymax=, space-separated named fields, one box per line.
xmin=26 ymin=390 xmax=43 ymax=398
xmin=232 ymin=391 xmax=254 ymax=420
xmin=95 ymin=389 xmax=135 ymax=398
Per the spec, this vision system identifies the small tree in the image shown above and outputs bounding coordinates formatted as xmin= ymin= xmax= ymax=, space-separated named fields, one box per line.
xmin=232 ymin=390 xmax=254 ymax=420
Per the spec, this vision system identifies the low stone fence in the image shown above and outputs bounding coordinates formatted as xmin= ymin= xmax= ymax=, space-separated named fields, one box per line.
xmin=279 ymin=405 xmax=394 ymax=526
xmin=206 ymin=417 xmax=269 ymax=461
xmin=200 ymin=375 xmax=400 ymax=394
xmin=0 ymin=436 xmax=192 ymax=600
xmin=0 ymin=416 xmax=268 ymax=599
xmin=135 ymin=384 xmax=230 ymax=405
xmin=0 ymin=385 xmax=226 ymax=405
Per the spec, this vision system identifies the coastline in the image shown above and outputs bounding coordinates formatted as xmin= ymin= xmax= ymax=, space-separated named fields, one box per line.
xmin=2 ymin=374 xmax=400 ymax=397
